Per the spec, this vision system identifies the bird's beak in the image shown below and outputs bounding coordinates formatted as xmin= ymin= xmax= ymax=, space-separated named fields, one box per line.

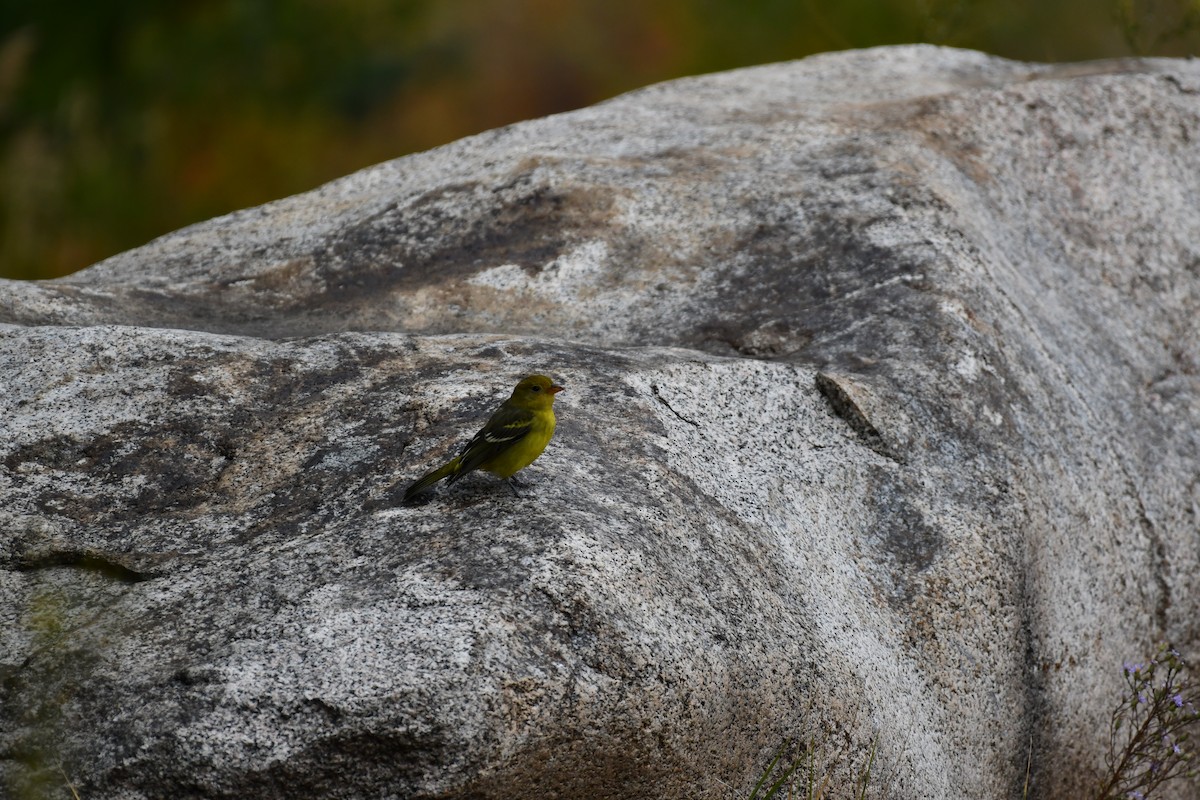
xmin=549 ymin=385 xmax=564 ymax=394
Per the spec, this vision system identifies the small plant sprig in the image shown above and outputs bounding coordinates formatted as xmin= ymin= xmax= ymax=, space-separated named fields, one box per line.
xmin=1096 ymin=642 xmax=1200 ymax=800
xmin=749 ymin=735 xmax=876 ymax=800
xmin=749 ymin=739 xmax=802 ymax=800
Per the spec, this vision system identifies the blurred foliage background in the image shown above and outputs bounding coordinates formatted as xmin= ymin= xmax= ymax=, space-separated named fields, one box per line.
xmin=2 ymin=0 xmax=1198 ymax=280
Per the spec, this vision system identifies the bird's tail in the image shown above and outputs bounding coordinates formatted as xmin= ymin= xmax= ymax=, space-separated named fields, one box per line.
xmin=403 ymin=458 xmax=460 ymax=503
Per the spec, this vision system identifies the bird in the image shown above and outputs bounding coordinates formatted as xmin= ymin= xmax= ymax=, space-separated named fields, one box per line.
xmin=403 ymin=374 xmax=564 ymax=502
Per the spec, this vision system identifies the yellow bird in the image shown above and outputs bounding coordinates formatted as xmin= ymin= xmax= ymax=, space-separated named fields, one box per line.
xmin=403 ymin=374 xmax=564 ymax=502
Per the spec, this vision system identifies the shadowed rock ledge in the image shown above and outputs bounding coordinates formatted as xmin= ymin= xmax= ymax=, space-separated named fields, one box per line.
xmin=2 ymin=45 xmax=1199 ymax=799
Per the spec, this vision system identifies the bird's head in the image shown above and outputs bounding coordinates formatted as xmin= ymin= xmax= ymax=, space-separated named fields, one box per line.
xmin=510 ymin=374 xmax=564 ymax=409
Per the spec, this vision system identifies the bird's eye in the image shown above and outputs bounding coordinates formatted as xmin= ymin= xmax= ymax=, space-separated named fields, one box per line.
xmin=531 ymin=385 xmax=541 ymax=392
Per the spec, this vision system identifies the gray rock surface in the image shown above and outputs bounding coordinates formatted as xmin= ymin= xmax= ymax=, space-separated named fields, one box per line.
xmin=2 ymin=44 xmax=1199 ymax=799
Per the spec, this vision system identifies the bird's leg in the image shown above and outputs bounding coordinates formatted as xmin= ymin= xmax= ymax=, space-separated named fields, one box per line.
xmin=505 ymin=477 xmax=523 ymax=498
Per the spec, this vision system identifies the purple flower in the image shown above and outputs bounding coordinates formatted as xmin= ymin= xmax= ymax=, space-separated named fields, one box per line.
xmin=1172 ymin=693 xmax=1183 ymax=707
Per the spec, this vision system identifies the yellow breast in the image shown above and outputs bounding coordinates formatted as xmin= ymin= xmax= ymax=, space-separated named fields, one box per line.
xmin=479 ymin=409 xmax=556 ymax=479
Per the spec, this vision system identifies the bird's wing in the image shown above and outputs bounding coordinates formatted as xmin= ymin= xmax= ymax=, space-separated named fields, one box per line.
xmin=450 ymin=403 xmax=535 ymax=479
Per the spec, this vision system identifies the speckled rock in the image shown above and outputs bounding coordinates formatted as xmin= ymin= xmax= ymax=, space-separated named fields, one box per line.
xmin=2 ymin=45 xmax=1200 ymax=800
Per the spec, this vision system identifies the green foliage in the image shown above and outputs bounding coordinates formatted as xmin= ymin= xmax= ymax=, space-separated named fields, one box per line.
xmin=2 ymin=0 xmax=1199 ymax=280
xmin=749 ymin=734 xmax=877 ymax=799
xmin=6 ymin=588 xmax=76 ymax=800
xmin=1113 ymin=0 xmax=1200 ymax=54
xmin=750 ymin=739 xmax=803 ymax=799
